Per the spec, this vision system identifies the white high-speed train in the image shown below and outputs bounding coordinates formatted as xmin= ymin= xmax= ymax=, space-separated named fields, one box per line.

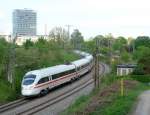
xmin=21 ymin=51 xmax=93 ymax=96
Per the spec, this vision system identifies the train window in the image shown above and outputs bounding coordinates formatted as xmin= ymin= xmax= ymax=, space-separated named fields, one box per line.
xmin=49 ymin=76 xmax=52 ymax=80
xmin=71 ymin=69 xmax=75 ymax=73
xmin=67 ymin=69 xmax=75 ymax=74
xmin=52 ymin=74 xmax=59 ymax=80
xmin=23 ymin=74 xmax=36 ymax=85
xmin=38 ymin=77 xmax=49 ymax=84
xmin=24 ymin=74 xmax=36 ymax=79
xmin=77 ymin=67 xmax=81 ymax=70
xmin=23 ymin=79 xmax=35 ymax=85
xmin=52 ymin=69 xmax=76 ymax=80
xmin=52 ymin=72 xmax=65 ymax=80
xmin=81 ymin=65 xmax=84 ymax=69
xmin=61 ymin=71 xmax=68 ymax=76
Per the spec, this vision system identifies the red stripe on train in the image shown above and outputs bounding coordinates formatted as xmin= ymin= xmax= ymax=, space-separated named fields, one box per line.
xmin=34 ymin=72 xmax=77 ymax=88
xmin=34 ymin=66 xmax=90 ymax=88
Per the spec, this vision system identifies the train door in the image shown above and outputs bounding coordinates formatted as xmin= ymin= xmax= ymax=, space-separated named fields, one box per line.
xmin=72 ymin=64 xmax=78 ymax=79
xmin=77 ymin=66 xmax=81 ymax=77
xmin=48 ymin=75 xmax=54 ymax=89
xmin=75 ymin=66 xmax=79 ymax=78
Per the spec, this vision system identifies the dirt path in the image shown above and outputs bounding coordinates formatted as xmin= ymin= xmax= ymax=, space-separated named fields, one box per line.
xmin=132 ymin=90 xmax=150 ymax=115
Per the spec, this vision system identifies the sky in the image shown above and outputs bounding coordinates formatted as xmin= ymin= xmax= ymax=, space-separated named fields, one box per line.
xmin=0 ymin=0 xmax=150 ymax=39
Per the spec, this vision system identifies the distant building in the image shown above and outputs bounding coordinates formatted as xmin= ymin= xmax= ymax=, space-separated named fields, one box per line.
xmin=0 ymin=35 xmax=11 ymax=42
xmin=0 ymin=34 xmax=49 ymax=45
xmin=15 ymin=35 xmax=49 ymax=45
xmin=13 ymin=9 xmax=37 ymax=36
xmin=117 ymin=64 xmax=136 ymax=76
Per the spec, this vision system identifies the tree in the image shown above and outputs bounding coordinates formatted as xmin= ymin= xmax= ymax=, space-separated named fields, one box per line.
xmin=133 ymin=46 xmax=150 ymax=74
xmin=132 ymin=46 xmax=150 ymax=74
xmin=0 ymin=38 xmax=8 ymax=63
xmin=112 ymin=36 xmax=127 ymax=52
xmin=71 ymin=29 xmax=84 ymax=49
xmin=49 ymin=27 xmax=68 ymax=48
xmin=138 ymin=52 xmax=150 ymax=74
xmin=93 ymin=35 xmax=112 ymax=48
xmin=133 ymin=46 xmax=150 ymax=61
xmin=23 ymin=39 xmax=34 ymax=49
xmin=127 ymin=37 xmax=135 ymax=53
xmin=0 ymin=38 xmax=9 ymax=79
xmin=82 ymin=40 xmax=95 ymax=53
xmin=135 ymin=36 xmax=150 ymax=49
xmin=120 ymin=51 xmax=130 ymax=63
xmin=35 ymin=37 xmax=49 ymax=53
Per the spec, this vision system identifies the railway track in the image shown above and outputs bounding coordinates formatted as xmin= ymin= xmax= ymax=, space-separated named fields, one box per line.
xmin=0 ymin=63 xmax=107 ymax=115
xmin=18 ymin=79 xmax=94 ymax=115
xmin=0 ymin=98 xmax=30 ymax=113
xmin=17 ymin=63 xmax=106 ymax=115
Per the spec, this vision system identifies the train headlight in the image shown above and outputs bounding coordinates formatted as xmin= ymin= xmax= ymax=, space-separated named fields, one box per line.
xmin=28 ymin=86 xmax=34 ymax=90
xmin=22 ymin=86 xmax=33 ymax=90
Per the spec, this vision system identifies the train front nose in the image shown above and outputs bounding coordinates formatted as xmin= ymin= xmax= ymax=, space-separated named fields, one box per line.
xmin=21 ymin=75 xmax=38 ymax=96
xmin=21 ymin=85 xmax=39 ymax=96
xmin=22 ymin=85 xmax=32 ymax=96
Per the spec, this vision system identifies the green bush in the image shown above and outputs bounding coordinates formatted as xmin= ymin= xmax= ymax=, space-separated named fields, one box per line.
xmin=132 ymin=66 xmax=144 ymax=75
xmin=0 ymin=48 xmax=79 ymax=102
xmin=62 ymin=74 xmax=149 ymax=115
xmin=94 ymin=82 xmax=148 ymax=115
xmin=0 ymin=79 xmax=19 ymax=103
xmin=131 ymin=75 xmax=150 ymax=83
xmin=101 ymin=74 xmax=119 ymax=86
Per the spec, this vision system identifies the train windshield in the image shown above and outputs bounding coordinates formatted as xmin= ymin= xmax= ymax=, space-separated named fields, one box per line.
xmin=23 ymin=74 xmax=36 ymax=85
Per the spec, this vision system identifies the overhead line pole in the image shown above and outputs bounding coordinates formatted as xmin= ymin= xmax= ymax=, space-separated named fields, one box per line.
xmin=8 ymin=34 xmax=17 ymax=90
xmin=65 ymin=25 xmax=73 ymax=39
xmin=93 ymin=46 xmax=100 ymax=89
xmin=65 ymin=25 xmax=73 ymax=50
xmin=108 ymin=38 xmax=112 ymax=65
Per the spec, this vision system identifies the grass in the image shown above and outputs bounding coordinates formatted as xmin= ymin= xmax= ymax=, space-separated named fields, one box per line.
xmin=62 ymin=74 xmax=116 ymax=115
xmin=0 ymin=49 xmax=79 ymax=103
xmin=131 ymin=74 xmax=150 ymax=83
xmin=64 ymin=95 xmax=91 ymax=114
xmin=62 ymin=74 xmax=150 ymax=115
xmin=62 ymin=74 xmax=117 ymax=115
xmin=92 ymin=82 xmax=148 ymax=115
xmin=0 ymin=79 xmax=19 ymax=104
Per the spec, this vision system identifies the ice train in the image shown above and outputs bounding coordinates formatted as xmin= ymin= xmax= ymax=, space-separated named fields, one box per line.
xmin=21 ymin=51 xmax=93 ymax=96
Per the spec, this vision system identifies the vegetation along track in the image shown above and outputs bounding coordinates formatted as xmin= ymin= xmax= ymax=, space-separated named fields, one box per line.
xmin=0 ymin=98 xmax=30 ymax=113
xmin=16 ymin=63 xmax=106 ymax=115
xmin=0 ymin=63 xmax=106 ymax=115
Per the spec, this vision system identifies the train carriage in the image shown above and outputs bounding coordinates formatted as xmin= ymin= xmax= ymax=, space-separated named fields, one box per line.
xmin=21 ymin=51 xmax=93 ymax=97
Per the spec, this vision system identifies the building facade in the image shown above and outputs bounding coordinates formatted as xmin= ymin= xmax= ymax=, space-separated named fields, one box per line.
xmin=13 ymin=9 xmax=37 ymax=36
xmin=117 ymin=64 xmax=136 ymax=76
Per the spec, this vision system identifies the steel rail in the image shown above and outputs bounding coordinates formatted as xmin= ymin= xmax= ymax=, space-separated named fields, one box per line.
xmin=17 ymin=63 xmax=106 ymax=115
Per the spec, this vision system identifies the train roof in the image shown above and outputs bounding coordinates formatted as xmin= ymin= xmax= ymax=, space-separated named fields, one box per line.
xmin=25 ymin=64 xmax=75 ymax=78
xmin=74 ymin=50 xmax=90 ymax=57
xmin=85 ymin=55 xmax=93 ymax=60
xmin=24 ymin=50 xmax=93 ymax=79
xmin=72 ymin=58 xmax=90 ymax=67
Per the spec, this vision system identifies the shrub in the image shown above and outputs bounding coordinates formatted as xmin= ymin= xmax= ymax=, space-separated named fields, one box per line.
xmin=132 ymin=65 xmax=144 ymax=75
xmin=131 ymin=75 xmax=150 ymax=83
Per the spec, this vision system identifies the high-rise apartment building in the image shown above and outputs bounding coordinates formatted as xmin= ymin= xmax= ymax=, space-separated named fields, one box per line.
xmin=13 ymin=9 xmax=37 ymax=36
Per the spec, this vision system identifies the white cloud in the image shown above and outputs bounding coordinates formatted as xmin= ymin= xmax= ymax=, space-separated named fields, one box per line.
xmin=0 ymin=10 xmax=4 ymax=19
xmin=1 ymin=0 xmax=150 ymax=37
